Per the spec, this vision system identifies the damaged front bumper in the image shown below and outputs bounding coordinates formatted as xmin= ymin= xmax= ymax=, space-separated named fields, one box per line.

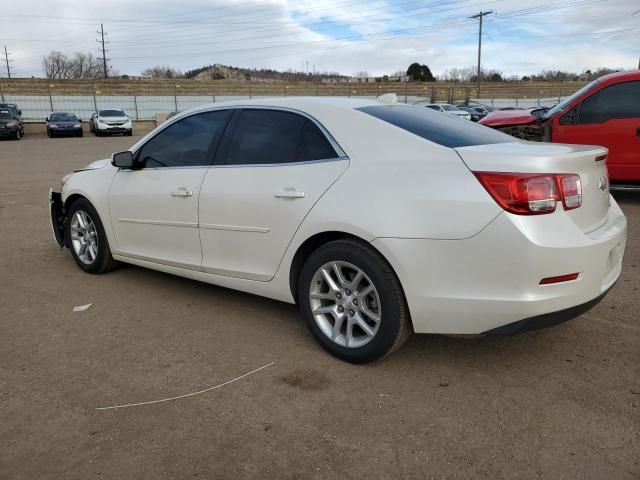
xmin=49 ymin=188 xmax=66 ymax=248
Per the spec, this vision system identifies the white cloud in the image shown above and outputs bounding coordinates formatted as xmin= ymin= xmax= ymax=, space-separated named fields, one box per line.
xmin=0 ymin=0 xmax=637 ymax=78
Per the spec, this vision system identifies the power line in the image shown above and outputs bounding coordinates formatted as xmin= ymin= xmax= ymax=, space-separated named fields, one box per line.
xmin=470 ymin=10 xmax=492 ymax=95
xmin=96 ymin=23 xmax=110 ymax=78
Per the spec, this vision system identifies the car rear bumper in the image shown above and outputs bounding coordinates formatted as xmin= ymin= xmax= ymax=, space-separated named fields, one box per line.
xmin=483 ymin=288 xmax=611 ymax=334
xmin=372 ymin=197 xmax=627 ymax=334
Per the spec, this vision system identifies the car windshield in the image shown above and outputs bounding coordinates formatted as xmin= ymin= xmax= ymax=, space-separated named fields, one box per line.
xmin=50 ymin=113 xmax=77 ymax=122
xmin=100 ymin=110 xmax=125 ymax=117
xmin=441 ymin=105 xmax=458 ymax=111
xmin=542 ymin=80 xmax=600 ymax=119
xmin=0 ymin=110 xmax=13 ymax=120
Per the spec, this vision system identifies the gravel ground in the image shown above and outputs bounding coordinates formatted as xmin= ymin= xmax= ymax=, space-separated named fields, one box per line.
xmin=1 ymin=134 xmax=638 ymax=480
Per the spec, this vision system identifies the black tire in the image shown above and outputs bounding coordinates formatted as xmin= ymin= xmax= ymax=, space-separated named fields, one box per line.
xmin=77 ymin=130 xmax=83 ymax=137
xmin=126 ymin=130 xmax=133 ymax=136
xmin=14 ymin=130 xmax=21 ymax=140
xmin=65 ymin=198 xmax=117 ymax=274
xmin=298 ymin=239 xmax=411 ymax=363
xmin=47 ymin=129 xmax=51 ymax=138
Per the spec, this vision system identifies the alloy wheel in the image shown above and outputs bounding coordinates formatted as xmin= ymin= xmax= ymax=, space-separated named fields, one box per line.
xmin=309 ymin=261 xmax=381 ymax=348
xmin=70 ymin=210 xmax=99 ymax=265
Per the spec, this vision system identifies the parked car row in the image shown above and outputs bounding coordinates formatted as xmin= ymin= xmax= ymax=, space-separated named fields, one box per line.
xmin=413 ymin=101 xmax=495 ymax=122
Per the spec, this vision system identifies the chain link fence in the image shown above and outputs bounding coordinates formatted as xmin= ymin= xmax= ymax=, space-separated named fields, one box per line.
xmin=1 ymin=93 xmax=566 ymax=122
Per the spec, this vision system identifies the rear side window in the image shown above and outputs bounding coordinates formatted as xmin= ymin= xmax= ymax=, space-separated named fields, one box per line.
xmin=296 ymin=120 xmax=338 ymax=161
xmin=223 ymin=110 xmax=305 ymax=165
xmin=357 ymin=105 xmax=516 ymax=148
xmin=137 ymin=110 xmax=231 ymax=168
xmin=579 ymin=81 xmax=640 ymax=124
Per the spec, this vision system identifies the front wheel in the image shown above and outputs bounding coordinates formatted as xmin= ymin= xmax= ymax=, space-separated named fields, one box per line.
xmin=298 ymin=239 xmax=411 ymax=363
xmin=65 ymin=199 xmax=117 ymax=274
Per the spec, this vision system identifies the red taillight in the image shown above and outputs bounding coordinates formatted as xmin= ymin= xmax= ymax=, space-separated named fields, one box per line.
xmin=474 ymin=172 xmax=582 ymax=215
xmin=557 ymin=174 xmax=582 ymax=210
xmin=539 ymin=273 xmax=579 ymax=285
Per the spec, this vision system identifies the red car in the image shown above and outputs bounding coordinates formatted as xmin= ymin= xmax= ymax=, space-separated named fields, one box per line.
xmin=480 ymin=71 xmax=640 ymax=185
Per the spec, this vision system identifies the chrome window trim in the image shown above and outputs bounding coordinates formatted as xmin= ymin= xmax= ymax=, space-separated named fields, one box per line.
xmin=128 ymin=104 xmax=348 ymax=168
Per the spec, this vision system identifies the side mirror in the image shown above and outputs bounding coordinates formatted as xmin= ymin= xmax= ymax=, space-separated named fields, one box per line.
xmin=560 ymin=107 xmax=578 ymax=125
xmin=45 ymin=117 xmax=49 ymax=122
xmin=18 ymin=110 xmax=22 ymax=116
xmin=77 ymin=118 xmax=82 ymax=123
xmin=112 ymin=151 xmax=134 ymax=168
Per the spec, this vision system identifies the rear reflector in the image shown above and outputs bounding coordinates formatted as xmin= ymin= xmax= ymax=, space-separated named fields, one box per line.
xmin=474 ymin=172 xmax=582 ymax=215
xmin=539 ymin=273 xmax=579 ymax=285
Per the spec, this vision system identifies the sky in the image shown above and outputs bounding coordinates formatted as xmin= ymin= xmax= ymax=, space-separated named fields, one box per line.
xmin=0 ymin=0 xmax=638 ymax=78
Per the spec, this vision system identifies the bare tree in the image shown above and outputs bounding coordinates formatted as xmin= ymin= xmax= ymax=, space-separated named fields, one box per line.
xmin=42 ymin=51 xmax=72 ymax=79
xmin=353 ymin=71 xmax=370 ymax=78
xmin=69 ymin=52 xmax=102 ymax=79
xmin=43 ymin=51 xmax=106 ymax=79
xmin=141 ymin=65 xmax=183 ymax=79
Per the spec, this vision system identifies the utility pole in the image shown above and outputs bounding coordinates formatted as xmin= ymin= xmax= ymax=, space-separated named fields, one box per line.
xmin=634 ymin=10 xmax=639 ymax=68
xmin=470 ymin=10 xmax=492 ymax=96
xmin=97 ymin=24 xmax=109 ymax=78
xmin=3 ymin=46 xmax=12 ymax=79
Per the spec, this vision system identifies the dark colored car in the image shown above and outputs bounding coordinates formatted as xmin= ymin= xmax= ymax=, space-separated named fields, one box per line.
xmin=0 ymin=108 xmax=22 ymax=140
xmin=46 ymin=112 xmax=83 ymax=138
xmin=458 ymin=106 xmax=486 ymax=122
xmin=480 ymin=70 xmax=640 ymax=184
xmin=0 ymin=103 xmax=24 ymax=137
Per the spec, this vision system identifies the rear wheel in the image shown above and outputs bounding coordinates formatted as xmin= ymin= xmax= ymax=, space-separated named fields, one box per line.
xmin=298 ymin=239 xmax=411 ymax=363
xmin=65 ymin=199 xmax=117 ymax=274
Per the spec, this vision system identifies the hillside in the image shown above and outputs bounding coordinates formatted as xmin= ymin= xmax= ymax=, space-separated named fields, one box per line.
xmin=183 ymin=63 xmax=347 ymax=83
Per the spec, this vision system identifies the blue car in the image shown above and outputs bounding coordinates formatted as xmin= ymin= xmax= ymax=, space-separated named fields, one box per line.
xmin=46 ymin=112 xmax=83 ymax=138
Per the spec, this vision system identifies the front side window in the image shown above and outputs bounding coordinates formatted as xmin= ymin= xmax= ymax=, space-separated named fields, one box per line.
xmin=137 ymin=110 xmax=231 ymax=168
xmin=579 ymin=81 xmax=640 ymax=124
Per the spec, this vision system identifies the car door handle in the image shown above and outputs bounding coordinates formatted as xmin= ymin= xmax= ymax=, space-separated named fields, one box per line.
xmin=275 ymin=188 xmax=305 ymax=199
xmin=171 ymin=188 xmax=193 ymax=197
xmin=636 ymin=127 xmax=640 ymax=137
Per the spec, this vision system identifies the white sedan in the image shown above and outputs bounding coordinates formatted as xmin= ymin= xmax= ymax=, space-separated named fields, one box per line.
xmin=49 ymin=96 xmax=627 ymax=363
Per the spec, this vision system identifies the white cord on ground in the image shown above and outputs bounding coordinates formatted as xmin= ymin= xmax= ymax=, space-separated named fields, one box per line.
xmin=96 ymin=362 xmax=274 ymax=411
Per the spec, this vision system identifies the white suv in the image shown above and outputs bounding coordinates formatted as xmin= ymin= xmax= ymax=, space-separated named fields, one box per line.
xmin=92 ymin=109 xmax=133 ymax=136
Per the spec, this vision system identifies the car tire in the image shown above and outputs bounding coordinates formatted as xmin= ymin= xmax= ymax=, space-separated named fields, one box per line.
xmin=77 ymin=130 xmax=83 ymax=137
xmin=126 ymin=130 xmax=133 ymax=136
xmin=14 ymin=130 xmax=21 ymax=140
xmin=47 ymin=129 xmax=51 ymax=138
xmin=298 ymin=239 xmax=411 ymax=363
xmin=65 ymin=198 xmax=117 ymax=274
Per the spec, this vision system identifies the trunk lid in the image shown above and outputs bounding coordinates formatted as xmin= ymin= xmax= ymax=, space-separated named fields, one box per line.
xmin=455 ymin=141 xmax=610 ymax=233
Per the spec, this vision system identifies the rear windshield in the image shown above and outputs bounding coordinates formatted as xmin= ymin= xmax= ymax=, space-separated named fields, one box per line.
xmin=99 ymin=110 xmax=125 ymax=117
xmin=357 ymin=105 xmax=517 ymax=148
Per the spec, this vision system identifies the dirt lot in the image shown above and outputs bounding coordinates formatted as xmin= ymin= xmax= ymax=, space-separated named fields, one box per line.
xmin=1 ymin=134 xmax=638 ymax=480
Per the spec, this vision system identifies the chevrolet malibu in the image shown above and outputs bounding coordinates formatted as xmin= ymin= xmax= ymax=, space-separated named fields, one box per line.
xmin=49 ymin=96 xmax=627 ymax=363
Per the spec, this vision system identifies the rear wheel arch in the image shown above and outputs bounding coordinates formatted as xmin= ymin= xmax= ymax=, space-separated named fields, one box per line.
xmin=289 ymin=231 xmax=407 ymax=308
